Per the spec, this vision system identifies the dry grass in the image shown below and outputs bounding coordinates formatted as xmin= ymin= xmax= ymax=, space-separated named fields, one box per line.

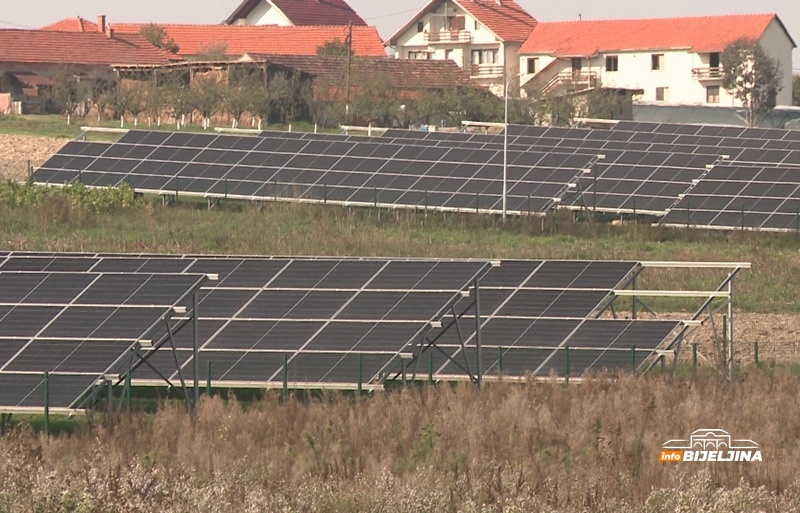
xmin=2 ymin=373 xmax=800 ymax=512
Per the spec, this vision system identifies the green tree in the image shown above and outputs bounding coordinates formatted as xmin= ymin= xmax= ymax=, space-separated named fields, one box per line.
xmin=793 ymin=74 xmax=800 ymax=106
xmin=196 ymin=42 xmax=229 ymax=61
xmin=317 ymin=38 xmax=351 ymax=58
xmin=224 ymin=66 xmax=261 ymax=128
xmin=139 ymin=23 xmax=180 ymax=54
xmin=46 ymin=67 xmax=84 ymax=122
xmin=191 ymin=74 xmax=224 ymax=129
xmin=721 ymin=37 xmax=783 ymax=127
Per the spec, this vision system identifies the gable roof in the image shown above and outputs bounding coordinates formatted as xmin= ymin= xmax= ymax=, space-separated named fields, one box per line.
xmin=247 ymin=54 xmax=480 ymax=90
xmin=0 ymin=29 xmax=177 ymax=66
xmin=41 ymin=16 xmax=100 ymax=33
xmin=519 ymin=14 xmax=794 ymax=57
xmin=108 ymin=23 xmax=386 ymax=57
xmin=226 ymin=0 xmax=366 ymax=26
xmin=386 ymin=0 xmax=537 ymax=45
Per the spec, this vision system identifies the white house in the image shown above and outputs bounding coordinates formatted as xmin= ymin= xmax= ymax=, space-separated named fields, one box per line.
xmin=384 ymin=0 xmax=537 ymax=96
xmin=225 ymin=0 xmax=367 ymax=27
xmin=518 ymin=14 xmax=796 ymax=107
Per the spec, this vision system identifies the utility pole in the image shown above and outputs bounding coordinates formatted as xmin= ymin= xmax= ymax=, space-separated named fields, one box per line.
xmin=345 ymin=22 xmax=353 ymax=122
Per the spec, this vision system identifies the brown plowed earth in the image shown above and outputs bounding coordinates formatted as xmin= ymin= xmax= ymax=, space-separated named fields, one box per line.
xmin=3 ymin=136 xmax=800 ymax=365
xmin=0 ymin=134 xmax=67 ymax=181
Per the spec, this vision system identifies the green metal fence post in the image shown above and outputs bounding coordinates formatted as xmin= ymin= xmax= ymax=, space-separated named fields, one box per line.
xmin=660 ymin=355 xmax=666 ymax=372
xmin=424 ymin=190 xmax=429 ymax=212
xmin=374 ymin=188 xmax=378 ymax=208
xmin=686 ymin=201 xmax=691 ymax=228
xmin=206 ymin=362 xmax=212 ymax=397
xmin=323 ymin=183 xmax=328 ymax=204
xmin=125 ymin=372 xmax=132 ymax=412
xmin=565 ymin=346 xmax=570 ymax=385
xmin=527 ymin=194 xmax=532 ymax=216
xmin=428 ymin=352 xmax=434 ymax=384
xmin=401 ymin=357 xmax=407 ymax=387
xmin=43 ymin=372 xmax=50 ymax=437
xmin=357 ymin=353 xmax=363 ymax=395
xmin=631 ymin=345 xmax=636 ymax=371
xmin=282 ymin=355 xmax=289 ymax=402
xmin=692 ymin=343 xmax=698 ymax=375
xmin=476 ymin=192 xmax=479 ymax=213
xmin=754 ymin=342 xmax=759 ymax=367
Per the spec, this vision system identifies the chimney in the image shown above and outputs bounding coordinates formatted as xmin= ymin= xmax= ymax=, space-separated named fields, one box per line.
xmin=97 ymin=15 xmax=106 ymax=34
xmin=105 ymin=24 xmax=114 ymax=39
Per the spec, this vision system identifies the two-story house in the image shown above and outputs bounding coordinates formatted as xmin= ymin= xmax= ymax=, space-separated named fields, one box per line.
xmin=384 ymin=0 xmax=537 ymax=96
xmin=518 ymin=14 xmax=796 ymax=107
xmin=225 ymin=0 xmax=367 ymax=26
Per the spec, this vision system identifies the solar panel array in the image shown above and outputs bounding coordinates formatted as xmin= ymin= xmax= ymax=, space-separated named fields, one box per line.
xmin=422 ymin=260 xmax=681 ymax=379
xmin=660 ymin=165 xmax=800 ymax=231
xmin=0 ymin=253 xmax=686 ymax=403
xmin=388 ymin=126 xmax=722 ymax=214
xmin=33 ymin=129 xmax=595 ymax=215
xmin=0 ymin=254 xmax=206 ymax=411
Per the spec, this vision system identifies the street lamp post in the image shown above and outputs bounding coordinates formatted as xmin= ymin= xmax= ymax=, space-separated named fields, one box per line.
xmin=503 ymin=72 xmax=524 ymax=223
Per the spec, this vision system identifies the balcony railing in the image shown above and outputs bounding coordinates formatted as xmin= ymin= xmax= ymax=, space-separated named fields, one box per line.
xmin=424 ymin=30 xmax=473 ymax=43
xmin=541 ymin=71 xmax=599 ymax=95
xmin=692 ymin=67 xmax=724 ymax=80
xmin=470 ymin=64 xmax=503 ymax=78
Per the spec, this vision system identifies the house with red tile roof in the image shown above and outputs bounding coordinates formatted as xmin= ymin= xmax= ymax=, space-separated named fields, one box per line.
xmin=225 ymin=0 xmax=366 ymax=27
xmin=106 ymin=23 xmax=386 ymax=59
xmin=384 ymin=0 xmax=537 ymax=96
xmin=518 ymin=14 xmax=796 ymax=107
xmin=12 ymin=17 xmax=177 ymax=68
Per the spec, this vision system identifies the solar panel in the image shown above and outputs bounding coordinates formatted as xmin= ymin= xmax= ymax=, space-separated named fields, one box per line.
xmin=659 ymin=165 xmax=800 ymax=231
xmin=1 ymin=254 xmax=491 ymax=389
xmin=34 ymin=130 xmax=595 ymax=215
xmin=0 ymin=254 xmax=684 ymax=388
xmin=0 ymin=266 xmax=206 ymax=412
xmin=417 ymin=259 xmax=681 ymax=379
xmin=384 ymin=127 xmax=723 ymax=215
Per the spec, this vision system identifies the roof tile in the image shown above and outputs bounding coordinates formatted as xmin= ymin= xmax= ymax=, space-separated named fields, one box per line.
xmin=0 ymin=29 xmax=177 ymax=66
xmin=110 ymin=23 xmax=387 ymax=57
xmin=253 ymin=54 xmax=479 ymax=89
xmin=226 ymin=0 xmax=366 ymax=26
xmin=519 ymin=14 xmax=782 ymax=56
xmin=457 ymin=0 xmax=537 ymax=42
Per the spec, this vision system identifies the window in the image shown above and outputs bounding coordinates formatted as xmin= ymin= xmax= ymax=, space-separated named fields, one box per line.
xmin=417 ymin=21 xmax=424 ymax=33
xmin=655 ymin=87 xmax=669 ymax=102
xmin=445 ymin=49 xmax=454 ymax=62
xmin=472 ymin=49 xmax=497 ymax=65
xmin=571 ymin=57 xmax=582 ymax=71
xmin=447 ymin=15 xmax=465 ymax=31
xmin=527 ymin=57 xmax=539 ymax=74
xmin=651 ymin=54 xmax=664 ymax=71
xmin=706 ymin=85 xmax=720 ymax=104
xmin=474 ymin=20 xmax=480 ymax=30
xmin=408 ymin=51 xmax=432 ymax=60
xmin=605 ymin=55 xmax=619 ymax=72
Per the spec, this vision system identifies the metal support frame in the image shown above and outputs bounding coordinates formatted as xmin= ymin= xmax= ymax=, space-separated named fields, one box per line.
xmin=402 ymin=281 xmax=485 ymax=386
xmin=77 ymin=289 xmax=203 ymax=414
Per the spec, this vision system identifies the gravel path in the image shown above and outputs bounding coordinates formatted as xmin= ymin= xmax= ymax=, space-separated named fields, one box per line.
xmin=0 ymin=134 xmax=67 ymax=181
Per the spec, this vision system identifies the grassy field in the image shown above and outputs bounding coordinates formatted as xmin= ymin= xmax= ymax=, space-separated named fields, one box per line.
xmin=2 ymin=374 xmax=800 ymax=512
xmin=0 ymin=185 xmax=798 ymax=313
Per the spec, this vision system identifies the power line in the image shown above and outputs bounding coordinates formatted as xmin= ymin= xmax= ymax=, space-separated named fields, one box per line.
xmin=364 ymin=8 xmax=420 ymax=22
xmin=0 ymin=19 xmax=35 ymax=29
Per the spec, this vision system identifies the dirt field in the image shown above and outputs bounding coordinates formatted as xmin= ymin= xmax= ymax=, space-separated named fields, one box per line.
xmin=4 ymin=135 xmax=799 ymax=367
xmin=0 ymin=134 xmax=67 ymax=181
